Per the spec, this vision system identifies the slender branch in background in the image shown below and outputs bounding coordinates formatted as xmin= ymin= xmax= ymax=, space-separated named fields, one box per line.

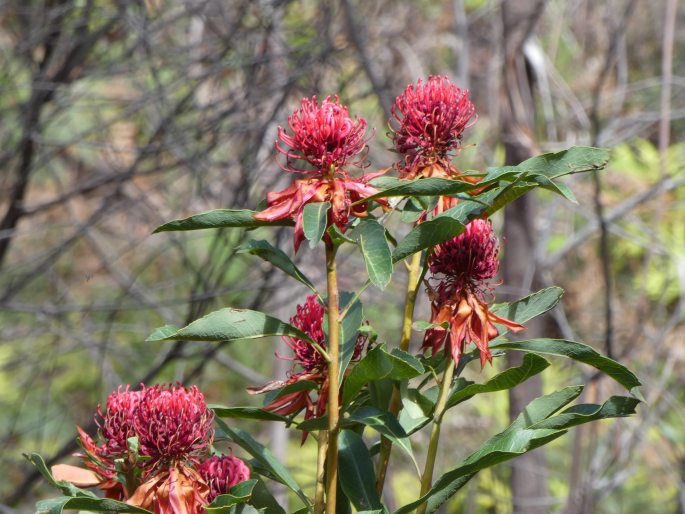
xmin=566 ymin=3 xmax=637 ymax=513
xmin=340 ymin=0 xmax=393 ymax=119
xmin=0 ymin=5 xmax=122 ymax=268
xmin=588 ymin=0 xmax=637 ymax=360
xmin=452 ymin=0 xmax=470 ymax=90
xmin=658 ymin=0 xmax=676 ymax=178
xmin=500 ymin=2 xmax=547 ymax=513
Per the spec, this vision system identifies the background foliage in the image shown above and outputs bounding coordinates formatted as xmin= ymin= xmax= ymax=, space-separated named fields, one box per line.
xmin=0 ymin=1 xmax=683 ymax=513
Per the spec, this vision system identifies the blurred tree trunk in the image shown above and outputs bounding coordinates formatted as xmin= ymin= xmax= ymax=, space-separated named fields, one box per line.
xmin=500 ymin=2 xmax=547 ymax=514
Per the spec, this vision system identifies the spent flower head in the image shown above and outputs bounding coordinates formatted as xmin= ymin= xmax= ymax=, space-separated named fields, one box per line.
xmin=197 ymin=454 xmax=251 ymax=503
xmin=391 ymin=76 xmax=476 ymax=178
xmin=423 ymin=219 xmax=524 ymax=367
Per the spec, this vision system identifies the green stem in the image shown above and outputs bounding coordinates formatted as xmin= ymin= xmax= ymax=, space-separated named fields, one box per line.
xmin=376 ymin=251 xmax=423 ymax=493
xmin=417 ymin=359 xmax=455 ymax=514
xmin=314 ymin=430 xmax=328 ymax=514
xmin=339 ymin=278 xmax=371 ymax=320
xmin=325 ymin=244 xmax=341 ymax=514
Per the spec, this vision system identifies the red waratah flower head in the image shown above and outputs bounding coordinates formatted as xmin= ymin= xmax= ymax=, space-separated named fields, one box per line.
xmin=423 ymin=219 xmax=524 ymax=367
xmin=255 ymin=96 xmax=388 ymax=252
xmin=284 ymin=294 xmax=328 ymax=373
xmin=428 ymin=218 xmax=500 ymax=294
xmin=391 ymin=76 xmax=476 ymax=178
xmin=134 ymin=384 xmax=214 ymax=467
xmin=197 ymin=453 xmax=251 ymax=503
xmin=95 ymin=385 xmax=144 ymax=458
xmin=276 ymin=95 xmax=370 ymax=174
xmin=249 ymin=294 xmax=368 ymax=441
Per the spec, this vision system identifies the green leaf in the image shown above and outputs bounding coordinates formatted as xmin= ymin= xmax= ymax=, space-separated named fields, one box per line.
xmin=24 ymin=453 xmax=99 ymax=499
xmin=446 ymin=354 xmax=550 ymax=408
xmin=338 ymin=293 xmax=363 ymax=387
xmin=490 ymin=339 xmax=641 ymax=393
xmin=412 ymin=320 xmax=449 ymax=332
xmin=400 ymin=196 xmax=429 ymax=223
xmin=483 ymin=184 xmax=535 ymax=217
xmin=338 ymin=430 xmax=383 ymax=511
xmin=352 ymin=219 xmax=393 ymax=289
xmin=389 ymin=147 xmax=608 ymax=262
xmin=392 ymin=189 xmax=513 ymax=263
xmin=146 ymin=308 xmax=316 ymax=344
xmin=145 ymin=324 xmax=179 ymax=341
xmin=532 ymin=396 xmax=640 ymax=430
xmin=36 ymin=497 xmax=152 ymax=514
xmin=153 ymin=209 xmax=293 ymax=233
xmin=237 ymin=240 xmax=316 ymax=292
xmin=328 ymin=223 xmax=357 ymax=246
xmin=388 ymin=349 xmax=425 ymax=378
xmin=508 ymin=386 xmax=585 ymax=431
xmin=210 ymin=405 xmax=289 ymax=422
xmin=489 ymin=286 xmax=564 ymax=334
xmin=394 ymin=387 xmax=585 ymax=514
xmin=336 ymin=483 xmax=353 ymax=514
xmin=342 ymin=345 xmax=424 ymax=407
xmin=206 ymin=480 xmax=257 ymax=514
xmin=487 ymin=147 xmax=609 ymax=181
xmin=363 ymin=177 xmax=478 ymax=202
xmin=342 ymin=345 xmax=393 ymax=406
xmin=347 ymin=406 xmax=418 ymax=472
xmin=392 ymin=217 xmax=465 ymax=263
xmin=296 ymin=415 xmax=328 ymax=432
xmin=302 ymin=202 xmax=330 ymax=247
xmin=249 ymin=479 xmax=287 ymax=514
xmin=215 ymin=419 xmax=311 ymax=510
xmin=531 ymin=174 xmax=578 ymax=203
xmin=394 ymin=428 xmax=565 ymax=514
xmin=398 ymin=394 xmax=432 ymax=435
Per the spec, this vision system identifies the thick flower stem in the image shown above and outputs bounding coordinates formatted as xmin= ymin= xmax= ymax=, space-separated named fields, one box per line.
xmin=314 ymin=430 xmax=328 ymax=514
xmin=324 ymin=244 xmax=341 ymax=514
xmin=376 ymin=251 xmax=423 ymax=493
xmin=417 ymin=359 xmax=455 ymax=514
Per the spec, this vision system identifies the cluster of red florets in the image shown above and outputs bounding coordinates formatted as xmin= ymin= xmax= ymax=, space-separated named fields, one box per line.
xmin=57 ymin=384 xmax=249 ymax=514
xmin=250 ymin=294 xmax=367 ymax=441
xmin=285 ymin=294 xmax=328 ymax=372
xmin=94 ymin=384 xmax=214 ymax=469
xmin=276 ymin=96 xmax=370 ymax=174
xmin=197 ymin=454 xmax=251 ymax=503
xmin=428 ymin=219 xmax=500 ymax=294
xmin=95 ymin=386 xmax=143 ymax=458
xmin=255 ymin=96 xmax=388 ymax=252
xmin=391 ymin=76 xmax=476 ymax=178
xmin=423 ymin=220 xmax=524 ymax=367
